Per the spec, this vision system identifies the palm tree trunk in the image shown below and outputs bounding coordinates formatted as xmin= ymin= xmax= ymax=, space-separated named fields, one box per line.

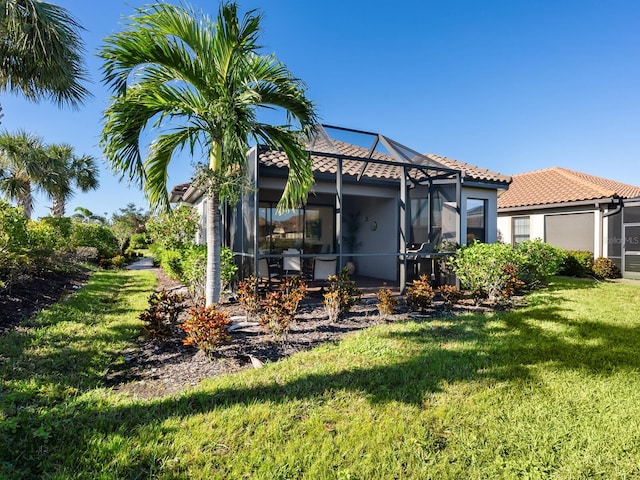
xmin=205 ymin=193 xmax=222 ymax=306
xmin=51 ymin=194 xmax=65 ymax=217
xmin=17 ymin=184 xmax=33 ymax=219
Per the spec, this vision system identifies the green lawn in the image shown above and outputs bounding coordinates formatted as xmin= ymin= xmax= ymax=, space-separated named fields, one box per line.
xmin=2 ymin=274 xmax=640 ymax=479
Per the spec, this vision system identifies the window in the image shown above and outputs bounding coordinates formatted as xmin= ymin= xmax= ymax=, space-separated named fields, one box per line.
xmin=512 ymin=216 xmax=530 ymax=244
xmin=466 ymin=198 xmax=486 ymax=244
xmin=258 ymin=203 xmax=334 ymax=254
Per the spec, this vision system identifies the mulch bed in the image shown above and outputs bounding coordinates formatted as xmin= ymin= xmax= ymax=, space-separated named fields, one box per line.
xmin=1 ymin=263 xmax=497 ymax=399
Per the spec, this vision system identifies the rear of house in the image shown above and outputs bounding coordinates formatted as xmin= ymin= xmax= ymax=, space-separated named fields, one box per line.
xmin=172 ymin=125 xmax=511 ymax=290
xmin=497 ymin=167 xmax=640 ymax=279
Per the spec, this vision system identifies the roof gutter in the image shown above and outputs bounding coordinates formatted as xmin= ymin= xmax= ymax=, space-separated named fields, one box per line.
xmin=498 ymin=197 xmax=617 ymax=213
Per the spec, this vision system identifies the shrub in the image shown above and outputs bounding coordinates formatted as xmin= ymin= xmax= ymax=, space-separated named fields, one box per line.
xmin=323 ymin=290 xmax=341 ymax=323
xmin=326 ymin=267 xmax=361 ymax=315
xmin=160 ymin=249 xmax=184 ymax=280
xmin=180 ymin=245 xmax=207 ymax=302
xmin=73 ymin=246 xmax=100 ymax=264
xmin=110 ymin=255 xmax=126 ymax=269
xmin=406 ymin=274 xmax=435 ymax=312
xmin=39 ymin=216 xmax=73 ymax=244
xmin=501 ymin=264 xmax=525 ymax=300
xmin=129 ymin=232 xmax=149 ymax=250
xmin=559 ymin=250 xmax=594 ymax=277
xmin=180 ymin=304 xmax=231 ymax=356
xmin=237 ymin=276 xmax=261 ymax=320
xmin=70 ymin=222 xmax=119 ymax=259
xmin=260 ymin=276 xmax=307 ymax=342
xmin=220 ymin=246 xmax=238 ymax=290
xmin=593 ymin=257 xmax=621 ymax=279
xmin=376 ymin=284 xmax=398 ymax=317
xmin=439 ymin=284 xmax=462 ymax=307
xmin=146 ymin=206 xmax=200 ymax=251
xmin=515 ymin=239 xmax=566 ymax=288
xmin=450 ymin=242 xmax=524 ymax=303
xmin=139 ymin=289 xmax=185 ymax=337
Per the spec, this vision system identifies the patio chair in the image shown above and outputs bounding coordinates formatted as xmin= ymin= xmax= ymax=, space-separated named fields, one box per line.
xmin=258 ymin=257 xmax=279 ymax=290
xmin=311 ymin=256 xmax=337 ymax=291
xmin=282 ymin=248 xmax=302 ymax=276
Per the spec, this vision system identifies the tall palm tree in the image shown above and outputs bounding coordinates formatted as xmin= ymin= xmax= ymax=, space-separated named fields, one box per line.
xmin=100 ymin=2 xmax=317 ymax=305
xmin=0 ymin=130 xmax=50 ymax=219
xmin=0 ymin=0 xmax=90 ymax=107
xmin=45 ymin=143 xmax=99 ymax=217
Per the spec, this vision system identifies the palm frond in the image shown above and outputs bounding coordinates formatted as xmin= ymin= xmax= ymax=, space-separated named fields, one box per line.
xmin=0 ymin=0 xmax=90 ymax=107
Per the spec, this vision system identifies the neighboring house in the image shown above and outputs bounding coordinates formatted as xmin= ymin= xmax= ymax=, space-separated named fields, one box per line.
xmin=171 ymin=125 xmax=511 ymax=290
xmin=497 ymin=167 xmax=640 ymax=278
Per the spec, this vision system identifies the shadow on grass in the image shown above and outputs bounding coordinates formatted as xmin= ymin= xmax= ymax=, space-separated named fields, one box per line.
xmin=0 ymin=270 xmax=154 ymax=392
xmin=4 ymin=277 xmax=640 ymax=478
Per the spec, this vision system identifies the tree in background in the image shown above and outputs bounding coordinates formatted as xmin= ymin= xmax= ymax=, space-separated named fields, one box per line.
xmin=100 ymin=2 xmax=317 ymax=305
xmin=45 ymin=143 xmax=99 ymax=217
xmin=71 ymin=206 xmax=107 ymax=225
xmin=0 ymin=129 xmax=51 ymax=219
xmin=110 ymin=203 xmax=148 ymax=254
xmin=0 ymin=0 xmax=90 ymax=108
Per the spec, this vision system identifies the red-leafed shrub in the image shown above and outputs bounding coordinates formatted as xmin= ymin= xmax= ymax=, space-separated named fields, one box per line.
xmin=180 ymin=304 xmax=231 ymax=355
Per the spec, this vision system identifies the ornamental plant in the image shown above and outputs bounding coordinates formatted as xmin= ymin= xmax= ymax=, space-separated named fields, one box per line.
xmin=514 ymin=239 xmax=565 ymax=288
xmin=139 ymin=289 xmax=185 ymax=337
xmin=260 ymin=276 xmax=307 ymax=342
xmin=593 ymin=257 xmax=621 ymax=279
xmin=376 ymin=284 xmax=398 ymax=318
xmin=323 ymin=289 xmax=341 ymax=323
xmin=326 ymin=267 xmax=361 ymax=315
xmin=180 ymin=304 xmax=231 ymax=356
xmin=237 ymin=276 xmax=261 ymax=321
xmin=406 ymin=274 xmax=434 ymax=312
xmin=439 ymin=284 xmax=462 ymax=308
xmin=450 ymin=242 xmax=525 ymax=303
xmin=559 ymin=250 xmax=594 ymax=277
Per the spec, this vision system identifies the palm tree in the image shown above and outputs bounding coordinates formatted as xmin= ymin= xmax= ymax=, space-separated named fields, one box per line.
xmin=71 ymin=206 xmax=106 ymax=225
xmin=0 ymin=0 xmax=90 ymax=107
xmin=100 ymin=2 xmax=317 ymax=305
xmin=45 ymin=143 xmax=99 ymax=217
xmin=0 ymin=130 xmax=49 ymax=218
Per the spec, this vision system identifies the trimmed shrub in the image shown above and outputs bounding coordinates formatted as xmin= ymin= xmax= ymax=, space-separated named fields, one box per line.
xmin=439 ymin=284 xmax=462 ymax=307
xmin=326 ymin=267 xmax=361 ymax=315
xmin=515 ymin=239 xmax=566 ymax=288
xmin=559 ymin=250 xmax=594 ymax=277
xmin=593 ymin=257 xmax=621 ymax=279
xmin=70 ymin=222 xmax=119 ymax=259
xmin=406 ymin=274 xmax=435 ymax=312
xmin=180 ymin=304 xmax=231 ymax=356
xmin=260 ymin=276 xmax=307 ymax=342
xmin=376 ymin=284 xmax=398 ymax=317
xmin=139 ymin=290 xmax=185 ymax=337
xmin=450 ymin=242 xmax=524 ymax=303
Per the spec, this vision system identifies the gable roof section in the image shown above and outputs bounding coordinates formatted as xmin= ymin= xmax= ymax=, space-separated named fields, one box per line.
xmin=259 ymin=140 xmax=511 ymax=186
xmin=497 ymin=167 xmax=640 ymax=209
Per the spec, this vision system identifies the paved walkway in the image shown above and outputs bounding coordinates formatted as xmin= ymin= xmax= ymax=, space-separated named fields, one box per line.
xmin=125 ymin=257 xmax=156 ymax=270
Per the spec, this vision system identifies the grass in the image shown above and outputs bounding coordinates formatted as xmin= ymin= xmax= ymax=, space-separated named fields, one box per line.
xmin=2 ymin=276 xmax=640 ymax=478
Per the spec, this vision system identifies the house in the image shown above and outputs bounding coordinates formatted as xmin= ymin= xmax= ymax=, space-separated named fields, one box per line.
xmin=497 ymin=167 xmax=640 ymax=278
xmin=171 ymin=125 xmax=511 ymax=291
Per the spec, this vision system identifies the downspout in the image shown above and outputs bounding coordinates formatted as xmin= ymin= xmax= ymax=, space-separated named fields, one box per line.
xmin=602 ymin=197 xmax=623 ymax=267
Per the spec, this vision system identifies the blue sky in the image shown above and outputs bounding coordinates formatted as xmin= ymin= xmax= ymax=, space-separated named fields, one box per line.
xmin=3 ymin=0 xmax=640 ymax=219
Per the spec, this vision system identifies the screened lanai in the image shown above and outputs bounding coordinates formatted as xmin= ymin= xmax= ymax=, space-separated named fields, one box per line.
xmin=225 ymin=124 xmax=485 ymax=292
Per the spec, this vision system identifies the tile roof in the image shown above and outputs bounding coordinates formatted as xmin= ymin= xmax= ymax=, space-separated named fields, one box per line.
xmin=259 ymin=140 xmax=511 ymax=186
xmin=497 ymin=167 xmax=640 ymax=209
